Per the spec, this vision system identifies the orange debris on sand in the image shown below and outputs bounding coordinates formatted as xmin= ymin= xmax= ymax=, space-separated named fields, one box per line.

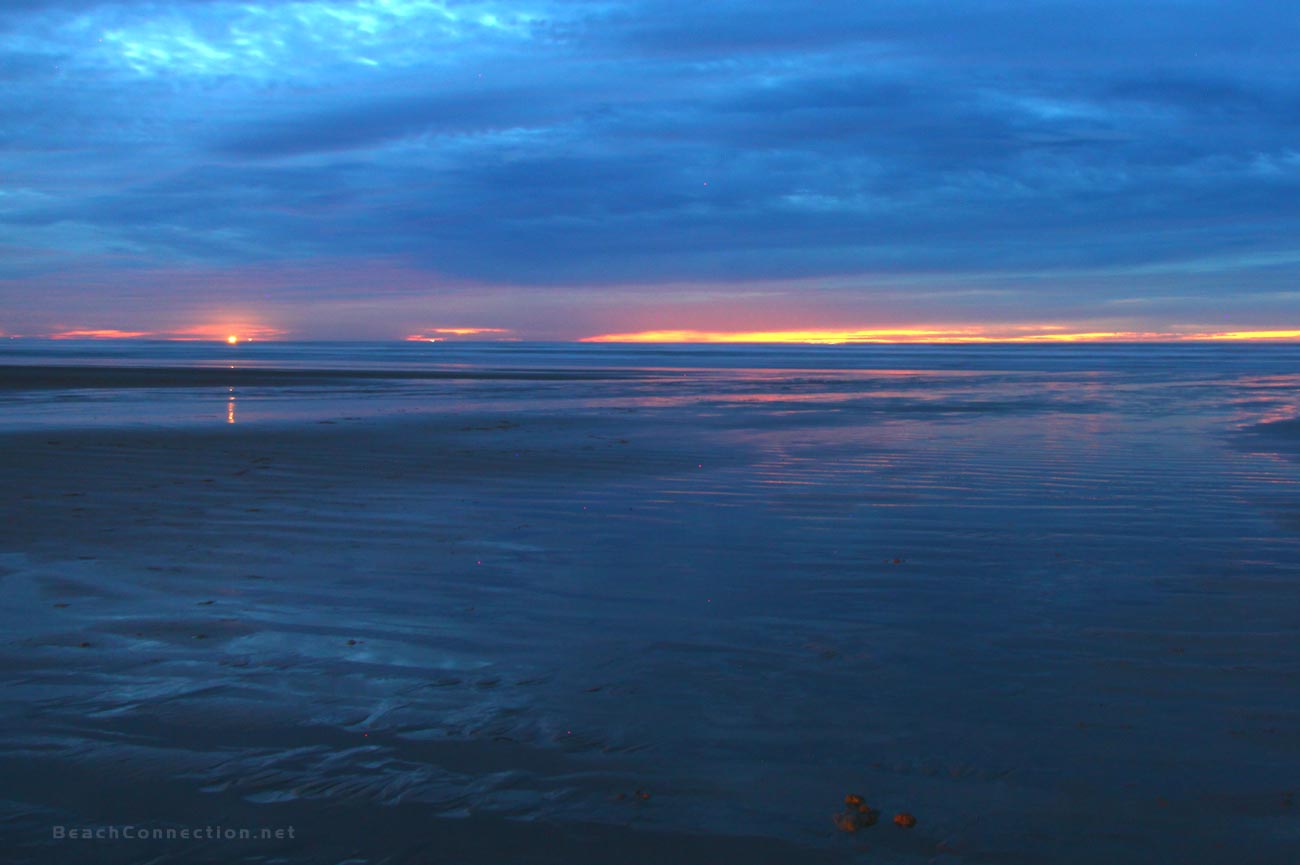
xmin=834 ymin=794 xmax=880 ymax=831
xmin=894 ymin=812 xmax=917 ymax=828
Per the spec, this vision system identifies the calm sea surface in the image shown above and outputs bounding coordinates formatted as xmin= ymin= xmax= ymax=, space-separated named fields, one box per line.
xmin=1 ymin=341 xmax=1298 ymax=864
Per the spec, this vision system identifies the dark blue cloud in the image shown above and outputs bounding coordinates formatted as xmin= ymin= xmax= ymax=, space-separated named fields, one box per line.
xmin=217 ymin=87 xmax=570 ymax=158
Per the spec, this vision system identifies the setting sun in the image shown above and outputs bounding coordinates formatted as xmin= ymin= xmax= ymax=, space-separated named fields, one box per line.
xmin=226 ymin=335 xmax=239 ymax=345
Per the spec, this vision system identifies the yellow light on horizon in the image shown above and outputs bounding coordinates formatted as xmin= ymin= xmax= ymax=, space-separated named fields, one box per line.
xmin=226 ymin=335 xmax=239 ymax=345
xmin=579 ymin=326 xmax=1300 ymax=344
xmin=1194 ymin=329 xmax=1300 ymax=341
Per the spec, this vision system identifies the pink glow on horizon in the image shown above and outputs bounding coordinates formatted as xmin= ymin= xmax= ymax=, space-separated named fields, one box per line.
xmin=45 ymin=325 xmax=286 ymax=341
xmin=49 ymin=329 xmax=156 ymax=339
xmin=166 ymin=324 xmax=287 ymax=342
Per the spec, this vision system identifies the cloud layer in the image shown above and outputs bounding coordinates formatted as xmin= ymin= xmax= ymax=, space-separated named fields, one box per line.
xmin=2 ymin=0 xmax=1298 ymax=338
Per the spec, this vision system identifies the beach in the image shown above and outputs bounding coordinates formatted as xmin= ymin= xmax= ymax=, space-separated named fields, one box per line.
xmin=2 ymin=343 xmax=1298 ymax=864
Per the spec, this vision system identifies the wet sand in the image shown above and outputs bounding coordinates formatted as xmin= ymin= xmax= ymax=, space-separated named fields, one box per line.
xmin=3 ymin=351 xmax=1299 ymax=864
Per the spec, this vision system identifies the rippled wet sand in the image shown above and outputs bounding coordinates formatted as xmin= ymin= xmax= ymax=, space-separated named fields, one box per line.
xmin=2 ymin=348 xmax=1299 ymax=864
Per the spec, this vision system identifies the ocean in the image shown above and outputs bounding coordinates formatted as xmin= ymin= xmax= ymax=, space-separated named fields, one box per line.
xmin=2 ymin=340 xmax=1298 ymax=864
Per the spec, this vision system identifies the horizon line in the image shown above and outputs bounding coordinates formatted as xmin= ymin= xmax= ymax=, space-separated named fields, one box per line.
xmin=6 ymin=326 xmax=1300 ymax=345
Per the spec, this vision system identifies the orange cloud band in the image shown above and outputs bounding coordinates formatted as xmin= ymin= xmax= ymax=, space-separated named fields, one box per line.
xmin=405 ymin=327 xmax=512 ymax=341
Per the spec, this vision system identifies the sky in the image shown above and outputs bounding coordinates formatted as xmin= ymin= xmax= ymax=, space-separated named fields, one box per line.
xmin=1 ymin=0 xmax=1298 ymax=342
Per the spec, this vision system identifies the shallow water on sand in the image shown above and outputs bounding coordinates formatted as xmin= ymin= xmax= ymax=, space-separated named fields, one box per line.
xmin=2 ymin=343 xmax=1299 ymax=864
